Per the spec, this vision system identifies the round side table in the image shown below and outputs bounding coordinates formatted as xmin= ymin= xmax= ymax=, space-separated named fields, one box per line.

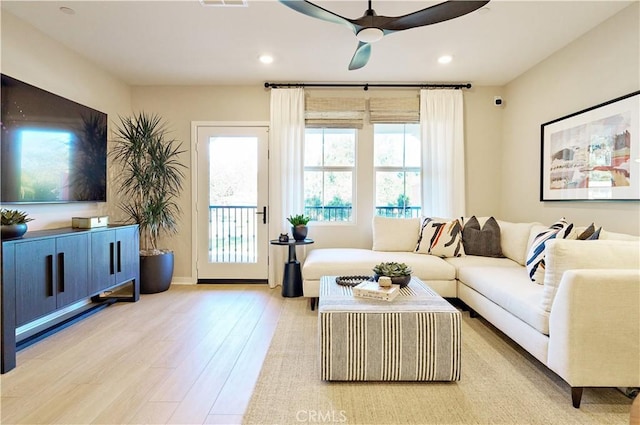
xmin=270 ymin=238 xmax=314 ymax=297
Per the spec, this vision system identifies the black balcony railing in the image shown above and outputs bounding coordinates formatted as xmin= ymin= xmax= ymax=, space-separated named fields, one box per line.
xmin=375 ymin=206 xmax=421 ymax=218
xmin=305 ymin=206 xmax=353 ymax=221
xmin=304 ymin=205 xmax=421 ymax=221
xmin=209 ymin=206 xmax=257 ymax=263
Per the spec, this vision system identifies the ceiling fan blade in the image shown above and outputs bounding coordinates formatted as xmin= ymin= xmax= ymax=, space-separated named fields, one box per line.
xmin=380 ymin=1 xmax=490 ymax=31
xmin=348 ymin=41 xmax=372 ymax=71
xmin=278 ymin=0 xmax=356 ymax=33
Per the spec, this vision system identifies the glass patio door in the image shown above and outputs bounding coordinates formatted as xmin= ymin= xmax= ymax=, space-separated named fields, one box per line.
xmin=196 ymin=125 xmax=269 ymax=281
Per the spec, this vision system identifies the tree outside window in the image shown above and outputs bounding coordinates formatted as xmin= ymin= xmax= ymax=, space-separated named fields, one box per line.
xmin=374 ymin=123 xmax=421 ymax=218
xmin=304 ymin=128 xmax=355 ymax=222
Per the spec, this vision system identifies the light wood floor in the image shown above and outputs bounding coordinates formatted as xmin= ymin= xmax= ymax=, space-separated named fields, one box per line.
xmin=0 ymin=284 xmax=284 ymax=425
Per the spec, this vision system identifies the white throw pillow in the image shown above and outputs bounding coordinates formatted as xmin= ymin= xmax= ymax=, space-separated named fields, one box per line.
xmin=371 ymin=216 xmax=421 ymax=252
xmin=497 ymin=221 xmax=541 ymax=266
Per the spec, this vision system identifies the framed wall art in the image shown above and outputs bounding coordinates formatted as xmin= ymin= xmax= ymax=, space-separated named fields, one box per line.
xmin=540 ymin=90 xmax=640 ymax=201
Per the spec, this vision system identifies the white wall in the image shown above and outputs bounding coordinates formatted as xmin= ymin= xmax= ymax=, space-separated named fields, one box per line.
xmin=464 ymin=86 xmax=504 ymax=217
xmin=501 ymin=3 xmax=640 ymax=235
xmin=0 ymin=11 xmax=132 ymax=230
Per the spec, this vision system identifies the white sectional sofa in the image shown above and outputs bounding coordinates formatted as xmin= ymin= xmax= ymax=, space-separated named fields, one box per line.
xmin=302 ymin=216 xmax=640 ymax=408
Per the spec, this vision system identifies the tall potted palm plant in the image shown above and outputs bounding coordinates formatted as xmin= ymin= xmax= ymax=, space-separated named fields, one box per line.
xmin=111 ymin=112 xmax=185 ymax=294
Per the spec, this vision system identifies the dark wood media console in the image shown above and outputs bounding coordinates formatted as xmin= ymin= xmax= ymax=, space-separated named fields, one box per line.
xmin=1 ymin=224 xmax=140 ymax=373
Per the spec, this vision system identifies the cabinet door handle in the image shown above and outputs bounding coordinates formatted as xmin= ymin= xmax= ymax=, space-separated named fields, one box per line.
xmin=117 ymin=241 xmax=122 ymax=273
xmin=46 ymin=255 xmax=54 ymax=297
xmin=109 ymin=242 xmax=115 ymax=275
xmin=58 ymin=252 xmax=65 ymax=293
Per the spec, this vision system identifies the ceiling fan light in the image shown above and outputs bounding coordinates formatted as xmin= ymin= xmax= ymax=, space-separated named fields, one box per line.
xmin=356 ymin=28 xmax=384 ymax=43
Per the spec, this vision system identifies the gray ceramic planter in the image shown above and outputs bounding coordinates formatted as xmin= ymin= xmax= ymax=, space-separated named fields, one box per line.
xmin=140 ymin=251 xmax=174 ymax=294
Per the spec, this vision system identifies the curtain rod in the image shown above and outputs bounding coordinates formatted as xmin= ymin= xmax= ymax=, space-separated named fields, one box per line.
xmin=264 ymin=82 xmax=472 ymax=91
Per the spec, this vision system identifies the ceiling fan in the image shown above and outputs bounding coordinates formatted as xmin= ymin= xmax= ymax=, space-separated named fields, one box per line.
xmin=278 ymin=0 xmax=490 ymax=70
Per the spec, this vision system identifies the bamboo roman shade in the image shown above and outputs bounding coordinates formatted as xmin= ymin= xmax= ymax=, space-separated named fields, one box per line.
xmin=305 ymin=97 xmax=366 ymax=128
xmin=369 ymin=97 xmax=420 ymax=123
xmin=304 ymin=96 xmax=421 ymax=127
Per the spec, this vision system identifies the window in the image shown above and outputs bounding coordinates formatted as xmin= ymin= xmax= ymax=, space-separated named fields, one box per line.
xmin=304 ymin=128 xmax=356 ymax=222
xmin=374 ymin=123 xmax=421 ymax=218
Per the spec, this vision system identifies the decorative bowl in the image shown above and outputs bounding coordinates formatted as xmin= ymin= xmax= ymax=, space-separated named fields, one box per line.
xmin=1 ymin=223 xmax=28 ymax=239
xmin=374 ymin=274 xmax=411 ymax=288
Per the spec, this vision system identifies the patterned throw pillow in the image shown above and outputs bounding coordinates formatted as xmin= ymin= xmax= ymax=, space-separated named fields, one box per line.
xmin=416 ymin=217 xmax=465 ymax=258
xmin=525 ymin=217 xmax=574 ymax=283
xmin=462 ymin=216 xmax=504 ymax=257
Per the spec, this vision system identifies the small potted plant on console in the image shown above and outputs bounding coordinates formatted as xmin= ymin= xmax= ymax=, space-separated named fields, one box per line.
xmin=373 ymin=262 xmax=412 ymax=288
xmin=0 ymin=209 xmax=34 ymax=239
xmin=287 ymin=214 xmax=311 ymax=241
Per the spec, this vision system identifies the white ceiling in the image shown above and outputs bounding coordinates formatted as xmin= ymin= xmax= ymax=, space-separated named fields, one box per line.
xmin=1 ymin=0 xmax=634 ymax=87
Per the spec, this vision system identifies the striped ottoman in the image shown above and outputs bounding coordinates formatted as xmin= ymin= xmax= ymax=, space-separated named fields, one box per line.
xmin=319 ymin=275 xmax=461 ymax=381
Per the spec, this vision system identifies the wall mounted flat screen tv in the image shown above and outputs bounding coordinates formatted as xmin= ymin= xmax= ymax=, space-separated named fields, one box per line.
xmin=1 ymin=74 xmax=107 ymax=203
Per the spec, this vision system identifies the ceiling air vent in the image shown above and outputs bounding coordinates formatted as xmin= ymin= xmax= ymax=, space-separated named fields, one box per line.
xmin=199 ymin=0 xmax=248 ymax=6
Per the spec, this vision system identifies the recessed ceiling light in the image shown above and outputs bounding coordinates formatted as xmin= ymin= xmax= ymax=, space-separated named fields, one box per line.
xmin=478 ymin=7 xmax=491 ymax=15
xmin=438 ymin=55 xmax=453 ymax=64
xmin=199 ymin=0 xmax=247 ymax=6
xmin=259 ymin=54 xmax=274 ymax=65
xmin=59 ymin=6 xmax=75 ymax=15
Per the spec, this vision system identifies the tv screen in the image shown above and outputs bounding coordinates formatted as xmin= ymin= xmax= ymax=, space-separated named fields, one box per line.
xmin=1 ymin=74 xmax=107 ymax=203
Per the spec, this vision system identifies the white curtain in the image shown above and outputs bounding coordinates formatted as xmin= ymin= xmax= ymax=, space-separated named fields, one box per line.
xmin=268 ymin=88 xmax=305 ymax=288
xmin=420 ymin=89 xmax=466 ymax=218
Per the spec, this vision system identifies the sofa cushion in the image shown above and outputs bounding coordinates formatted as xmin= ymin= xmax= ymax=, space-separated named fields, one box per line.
xmin=496 ymin=221 xmax=541 ymax=266
xmin=462 ymin=216 xmax=504 ymax=257
xmin=416 ymin=217 xmax=465 ymax=258
xmin=599 ymin=230 xmax=640 ymax=241
xmin=445 ymin=255 xmax=520 ymax=278
xmin=457 ymin=266 xmax=549 ymax=334
xmin=302 ymin=248 xmax=456 ymax=281
xmin=540 ymin=239 xmax=640 ymax=312
xmin=372 ymin=216 xmax=421 ymax=252
xmin=525 ymin=218 xmax=574 ymax=283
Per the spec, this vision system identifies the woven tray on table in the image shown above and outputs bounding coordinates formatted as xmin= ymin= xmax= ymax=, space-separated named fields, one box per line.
xmin=335 ymin=275 xmax=373 ymax=287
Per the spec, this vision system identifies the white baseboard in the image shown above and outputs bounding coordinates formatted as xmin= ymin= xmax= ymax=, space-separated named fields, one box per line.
xmin=172 ymin=276 xmax=197 ymax=285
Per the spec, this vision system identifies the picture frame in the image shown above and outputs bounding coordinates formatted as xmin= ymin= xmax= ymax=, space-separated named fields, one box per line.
xmin=540 ymin=90 xmax=640 ymax=201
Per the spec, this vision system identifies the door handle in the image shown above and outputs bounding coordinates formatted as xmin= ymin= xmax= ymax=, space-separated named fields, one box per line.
xmin=256 ymin=206 xmax=267 ymax=224
xmin=117 ymin=241 xmax=122 ymax=273
xmin=46 ymin=255 xmax=54 ymax=297
xmin=58 ymin=252 xmax=65 ymax=293
xmin=109 ymin=242 xmax=115 ymax=275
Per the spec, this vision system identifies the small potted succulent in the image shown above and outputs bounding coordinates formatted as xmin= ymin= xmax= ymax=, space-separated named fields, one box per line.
xmin=1 ymin=208 xmax=34 ymax=239
xmin=287 ymin=214 xmax=311 ymax=241
xmin=373 ymin=261 xmax=412 ymax=287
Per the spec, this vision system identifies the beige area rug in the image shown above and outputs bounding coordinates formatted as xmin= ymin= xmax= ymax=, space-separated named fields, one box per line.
xmin=243 ymin=298 xmax=633 ymax=425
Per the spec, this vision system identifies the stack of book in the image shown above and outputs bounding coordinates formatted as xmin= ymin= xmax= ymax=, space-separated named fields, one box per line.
xmin=353 ymin=280 xmax=400 ymax=302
